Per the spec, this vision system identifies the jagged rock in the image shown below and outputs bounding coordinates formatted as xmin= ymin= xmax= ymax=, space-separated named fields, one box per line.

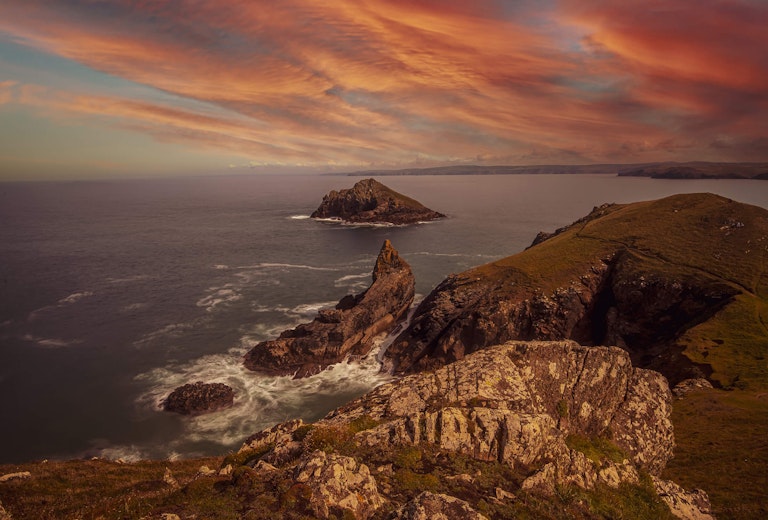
xmin=494 ymin=487 xmax=516 ymax=501
xmin=239 ymin=419 xmax=305 ymax=465
xmin=244 ymin=240 xmax=415 ymax=378
xmin=384 ymin=193 xmax=768 ymax=388
xmin=672 ymin=378 xmax=714 ymax=399
xmin=293 ymin=450 xmax=383 ymax=519
xmin=196 ymin=465 xmax=216 ymax=477
xmin=218 ymin=464 xmax=233 ymax=476
xmin=0 ymin=472 xmax=31 ymax=483
xmin=311 ymin=178 xmax=444 ymax=225
xmin=332 ymin=341 xmax=673 ymax=477
xmin=163 ymin=381 xmax=235 ymax=415
xmin=446 ymin=473 xmax=474 ymax=485
xmin=652 ymin=476 xmax=715 ymax=520
xmin=390 ymin=492 xmax=487 ymax=520
xmin=160 ymin=514 xmax=181 ymax=520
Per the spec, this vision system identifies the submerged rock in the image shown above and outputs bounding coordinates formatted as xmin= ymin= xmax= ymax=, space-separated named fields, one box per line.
xmin=163 ymin=381 xmax=235 ymax=415
xmin=311 ymin=178 xmax=444 ymax=225
xmin=243 ymin=240 xmax=414 ymax=378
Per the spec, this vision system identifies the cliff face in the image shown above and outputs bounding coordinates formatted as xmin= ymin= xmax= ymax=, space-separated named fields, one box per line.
xmin=243 ymin=240 xmax=415 ymax=378
xmin=384 ymin=193 xmax=768 ymax=389
xmin=236 ymin=341 xmax=712 ymax=519
xmin=311 ymin=178 xmax=445 ymax=225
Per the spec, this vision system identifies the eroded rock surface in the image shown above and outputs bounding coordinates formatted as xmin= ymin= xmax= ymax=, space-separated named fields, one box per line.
xmin=244 ymin=240 xmax=415 ymax=378
xmin=652 ymin=476 xmax=715 ymax=520
xmin=294 ymin=450 xmax=384 ymax=519
xmin=163 ymin=381 xmax=235 ymax=415
xmin=391 ymin=491 xmax=488 ymax=520
xmin=311 ymin=178 xmax=444 ymax=225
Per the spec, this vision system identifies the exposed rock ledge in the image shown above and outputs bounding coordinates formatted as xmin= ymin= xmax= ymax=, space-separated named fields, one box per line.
xmin=310 ymin=178 xmax=445 ymax=225
xmin=243 ymin=240 xmax=415 ymax=378
xmin=237 ymin=340 xmax=712 ymax=519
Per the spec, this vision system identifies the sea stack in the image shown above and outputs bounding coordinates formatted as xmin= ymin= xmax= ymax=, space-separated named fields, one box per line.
xmin=163 ymin=381 xmax=235 ymax=415
xmin=311 ymin=178 xmax=445 ymax=225
xmin=243 ymin=240 xmax=415 ymax=378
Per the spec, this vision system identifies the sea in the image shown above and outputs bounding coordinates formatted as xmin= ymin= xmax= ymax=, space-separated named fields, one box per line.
xmin=0 ymin=173 xmax=766 ymax=464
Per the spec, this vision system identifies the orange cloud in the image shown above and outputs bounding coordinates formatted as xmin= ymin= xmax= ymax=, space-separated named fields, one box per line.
xmin=1 ymin=0 xmax=766 ymax=168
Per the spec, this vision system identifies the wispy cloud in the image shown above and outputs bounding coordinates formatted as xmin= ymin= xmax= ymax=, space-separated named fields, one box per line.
xmin=0 ymin=0 xmax=766 ymax=175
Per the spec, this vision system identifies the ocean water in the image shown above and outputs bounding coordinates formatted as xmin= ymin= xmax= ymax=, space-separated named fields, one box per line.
xmin=0 ymin=173 xmax=765 ymax=464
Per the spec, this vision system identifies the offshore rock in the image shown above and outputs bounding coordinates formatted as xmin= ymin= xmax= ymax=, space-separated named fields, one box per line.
xmin=325 ymin=341 xmax=674 ymax=481
xmin=293 ymin=450 xmax=384 ymax=519
xmin=391 ymin=492 xmax=488 ymax=520
xmin=311 ymin=178 xmax=444 ymax=225
xmin=244 ymin=240 xmax=414 ymax=378
xmin=163 ymin=381 xmax=235 ymax=415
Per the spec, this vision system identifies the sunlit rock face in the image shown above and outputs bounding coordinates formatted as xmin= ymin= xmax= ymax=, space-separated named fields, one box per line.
xmin=243 ymin=240 xmax=414 ymax=378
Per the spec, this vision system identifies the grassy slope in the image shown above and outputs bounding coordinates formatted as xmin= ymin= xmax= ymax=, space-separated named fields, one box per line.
xmin=469 ymin=193 xmax=768 ymax=388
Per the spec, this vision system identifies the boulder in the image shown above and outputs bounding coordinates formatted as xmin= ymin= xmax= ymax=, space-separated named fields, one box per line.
xmin=652 ymin=476 xmax=715 ymax=520
xmin=311 ymin=178 xmax=444 ymax=225
xmin=391 ymin=492 xmax=488 ymax=520
xmin=293 ymin=450 xmax=384 ymax=519
xmin=672 ymin=378 xmax=714 ymax=399
xmin=244 ymin=240 xmax=415 ymax=378
xmin=163 ymin=382 xmax=235 ymax=415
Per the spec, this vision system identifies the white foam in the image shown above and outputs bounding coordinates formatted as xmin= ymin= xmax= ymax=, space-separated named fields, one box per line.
xmin=133 ymin=332 xmax=397 ymax=458
xmin=289 ymin=215 xmax=311 ymax=220
xmin=58 ymin=291 xmax=94 ymax=304
xmin=290 ymin=301 xmax=338 ymax=315
xmin=107 ymin=275 xmax=150 ymax=284
xmin=22 ymin=334 xmax=73 ymax=348
xmin=213 ymin=264 xmax=229 ymax=270
xmin=196 ymin=287 xmax=242 ymax=312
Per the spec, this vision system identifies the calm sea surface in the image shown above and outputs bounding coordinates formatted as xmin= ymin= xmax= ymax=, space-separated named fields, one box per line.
xmin=0 ymin=173 xmax=766 ymax=463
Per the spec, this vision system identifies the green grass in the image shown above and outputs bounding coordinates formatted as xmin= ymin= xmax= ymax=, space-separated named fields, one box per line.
xmin=565 ymin=435 xmax=627 ymax=464
xmin=663 ymin=388 xmax=768 ymax=520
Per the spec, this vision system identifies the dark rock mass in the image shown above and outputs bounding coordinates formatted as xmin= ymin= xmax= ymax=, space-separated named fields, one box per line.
xmin=310 ymin=178 xmax=444 ymax=225
xmin=383 ymin=193 xmax=768 ymax=389
xmin=243 ymin=240 xmax=415 ymax=378
xmin=163 ymin=382 xmax=235 ymax=415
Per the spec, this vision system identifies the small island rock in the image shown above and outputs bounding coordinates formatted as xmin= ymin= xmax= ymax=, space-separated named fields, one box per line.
xmin=163 ymin=381 xmax=235 ymax=415
xmin=311 ymin=178 xmax=444 ymax=225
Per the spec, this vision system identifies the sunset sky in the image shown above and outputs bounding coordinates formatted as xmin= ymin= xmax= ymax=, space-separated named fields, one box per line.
xmin=1 ymin=0 xmax=766 ymax=180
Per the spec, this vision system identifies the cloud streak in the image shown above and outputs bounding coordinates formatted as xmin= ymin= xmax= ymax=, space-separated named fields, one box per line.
xmin=0 ymin=0 xmax=766 ymax=175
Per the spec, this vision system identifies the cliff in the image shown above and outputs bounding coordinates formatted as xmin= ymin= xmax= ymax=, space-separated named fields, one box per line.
xmin=243 ymin=240 xmax=415 ymax=378
xmin=311 ymin=178 xmax=445 ymax=225
xmin=383 ymin=193 xmax=768 ymax=390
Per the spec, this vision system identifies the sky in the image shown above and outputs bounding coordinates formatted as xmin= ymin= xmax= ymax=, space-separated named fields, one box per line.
xmin=0 ymin=0 xmax=767 ymax=180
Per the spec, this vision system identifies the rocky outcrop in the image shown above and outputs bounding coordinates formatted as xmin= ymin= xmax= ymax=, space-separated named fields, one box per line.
xmin=672 ymin=378 xmax=714 ymax=399
xmin=331 ymin=341 xmax=673 ymax=477
xmin=384 ymin=193 xmax=768 ymax=388
xmin=391 ymin=492 xmax=488 ymax=520
xmin=311 ymin=178 xmax=444 ymax=225
xmin=162 ymin=381 xmax=235 ymax=415
xmin=652 ymin=477 xmax=715 ymax=520
xmin=244 ymin=240 xmax=415 ymax=378
xmin=293 ymin=451 xmax=384 ymax=519
xmin=233 ymin=340 xmax=711 ymax=518
xmin=0 ymin=500 xmax=11 ymax=520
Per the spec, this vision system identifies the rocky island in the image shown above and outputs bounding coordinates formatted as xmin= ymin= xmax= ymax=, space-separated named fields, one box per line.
xmin=311 ymin=178 xmax=445 ymax=225
xmin=243 ymin=239 xmax=414 ymax=378
xmin=163 ymin=382 xmax=235 ymax=416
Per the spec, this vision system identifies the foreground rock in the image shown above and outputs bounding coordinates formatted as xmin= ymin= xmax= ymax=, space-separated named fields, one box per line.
xmin=330 ymin=341 xmax=673 ymax=477
xmin=392 ymin=492 xmax=488 ymax=520
xmin=163 ymin=382 xmax=235 ymax=415
xmin=311 ymin=178 xmax=444 ymax=225
xmin=294 ymin=451 xmax=383 ymax=519
xmin=243 ymin=240 xmax=414 ymax=377
xmin=384 ymin=193 xmax=768 ymax=389
xmin=233 ymin=340 xmax=712 ymax=519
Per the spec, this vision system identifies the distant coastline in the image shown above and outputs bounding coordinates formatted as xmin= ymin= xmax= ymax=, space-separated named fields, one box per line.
xmin=334 ymin=161 xmax=768 ymax=179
